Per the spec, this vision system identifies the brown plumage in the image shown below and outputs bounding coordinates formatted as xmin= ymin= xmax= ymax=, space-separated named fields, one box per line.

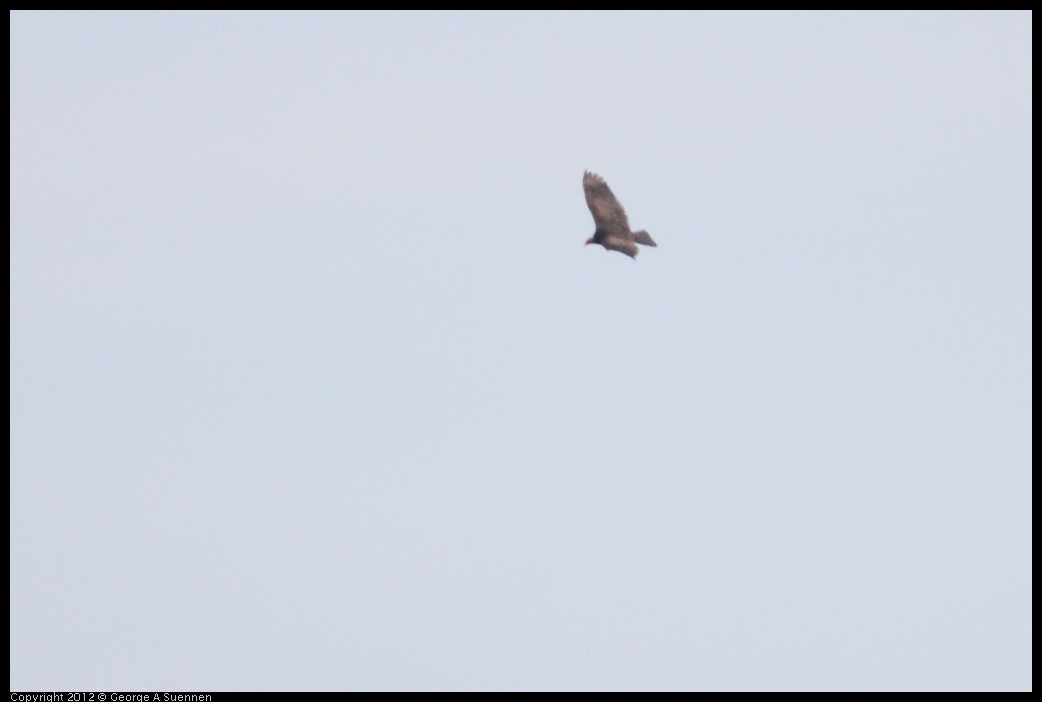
xmin=583 ymin=170 xmax=656 ymax=259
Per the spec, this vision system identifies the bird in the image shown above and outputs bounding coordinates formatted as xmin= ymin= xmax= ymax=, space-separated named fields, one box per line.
xmin=583 ymin=170 xmax=656 ymax=259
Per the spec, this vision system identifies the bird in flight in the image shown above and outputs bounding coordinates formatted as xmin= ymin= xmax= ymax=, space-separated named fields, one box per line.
xmin=583 ymin=170 xmax=656 ymax=259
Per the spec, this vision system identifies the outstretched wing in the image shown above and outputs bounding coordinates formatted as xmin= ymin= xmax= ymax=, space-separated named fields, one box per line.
xmin=584 ymin=171 xmax=631 ymax=235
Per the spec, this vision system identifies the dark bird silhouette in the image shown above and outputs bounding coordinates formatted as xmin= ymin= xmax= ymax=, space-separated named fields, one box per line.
xmin=583 ymin=170 xmax=656 ymax=259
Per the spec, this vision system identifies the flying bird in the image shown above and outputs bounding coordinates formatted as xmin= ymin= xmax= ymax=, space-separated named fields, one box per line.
xmin=583 ymin=170 xmax=657 ymax=259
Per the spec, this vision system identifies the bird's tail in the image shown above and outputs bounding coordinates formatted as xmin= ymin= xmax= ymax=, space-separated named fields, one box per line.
xmin=633 ymin=230 xmax=656 ymax=247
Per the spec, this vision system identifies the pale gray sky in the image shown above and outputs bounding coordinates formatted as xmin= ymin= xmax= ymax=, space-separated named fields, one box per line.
xmin=10 ymin=11 xmax=1031 ymax=691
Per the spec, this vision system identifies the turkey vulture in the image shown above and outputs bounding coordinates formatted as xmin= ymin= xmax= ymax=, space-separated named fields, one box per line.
xmin=583 ymin=170 xmax=656 ymax=259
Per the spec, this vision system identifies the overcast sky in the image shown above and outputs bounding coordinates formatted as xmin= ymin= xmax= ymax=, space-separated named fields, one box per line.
xmin=10 ymin=11 xmax=1031 ymax=691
